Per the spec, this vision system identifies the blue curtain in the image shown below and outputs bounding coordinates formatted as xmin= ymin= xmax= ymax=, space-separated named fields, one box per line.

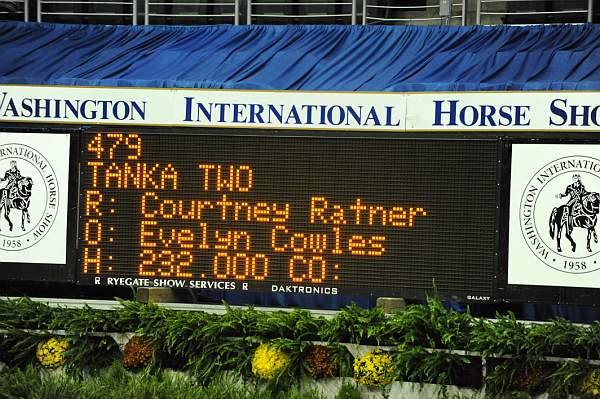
xmin=0 ymin=22 xmax=599 ymax=91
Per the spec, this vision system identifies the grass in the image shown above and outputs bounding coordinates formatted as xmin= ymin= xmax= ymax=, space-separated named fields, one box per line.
xmin=0 ymin=363 xmax=328 ymax=399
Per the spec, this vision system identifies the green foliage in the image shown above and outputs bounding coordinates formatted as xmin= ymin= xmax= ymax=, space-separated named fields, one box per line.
xmin=63 ymin=336 xmax=121 ymax=375
xmin=0 ymin=298 xmax=58 ymax=330
xmin=328 ymin=343 xmax=355 ymax=378
xmin=138 ymin=305 xmax=259 ymax=380
xmin=482 ymin=358 xmax=520 ymax=398
xmin=334 ymin=380 xmax=362 ymax=399
xmin=190 ymin=336 xmax=257 ymax=381
xmin=206 ymin=304 xmax=259 ymax=337
xmin=0 ymin=363 xmax=327 ymax=399
xmin=483 ymin=358 xmax=551 ymax=398
xmin=383 ymin=298 xmax=472 ymax=349
xmin=270 ymin=337 xmax=310 ymax=378
xmin=469 ymin=312 xmax=545 ymax=358
xmin=0 ymin=329 xmax=47 ymax=367
xmin=113 ymin=300 xmax=172 ymax=333
xmin=321 ymin=303 xmax=387 ymax=345
xmin=50 ymin=306 xmax=120 ymax=333
xmin=576 ymin=321 xmax=600 ymax=360
xmin=253 ymin=308 xmax=324 ymax=341
xmin=546 ymin=360 xmax=589 ymax=398
xmin=4 ymin=298 xmax=599 ymax=361
xmin=535 ymin=318 xmax=586 ymax=358
xmin=138 ymin=307 xmax=216 ymax=373
xmin=393 ymin=345 xmax=473 ymax=386
xmin=1 ymin=297 xmax=600 ymax=398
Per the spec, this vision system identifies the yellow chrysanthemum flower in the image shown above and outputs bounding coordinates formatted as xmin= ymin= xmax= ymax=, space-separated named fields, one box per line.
xmin=251 ymin=343 xmax=289 ymax=380
xmin=581 ymin=369 xmax=600 ymax=397
xmin=36 ymin=337 xmax=69 ymax=368
xmin=353 ymin=349 xmax=394 ymax=387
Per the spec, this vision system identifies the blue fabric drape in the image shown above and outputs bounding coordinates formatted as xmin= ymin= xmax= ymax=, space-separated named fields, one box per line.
xmin=0 ymin=22 xmax=599 ymax=91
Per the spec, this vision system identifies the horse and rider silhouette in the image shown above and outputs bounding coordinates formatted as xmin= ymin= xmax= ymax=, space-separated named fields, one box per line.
xmin=549 ymin=174 xmax=600 ymax=253
xmin=0 ymin=160 xmax=33 ymax=232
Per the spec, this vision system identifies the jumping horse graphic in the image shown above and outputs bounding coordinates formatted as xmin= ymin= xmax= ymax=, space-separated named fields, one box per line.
xmin=549 ymin=191 xmax=600 ymax=253
xmin=0 ymin=176 xmax=34 ymax=232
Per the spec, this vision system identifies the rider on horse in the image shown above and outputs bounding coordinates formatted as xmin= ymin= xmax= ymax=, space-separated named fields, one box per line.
xmin=556 ymin=174 xmax=588 ymax=229
xmin=0 ymin=160 xmax=22 ymax=199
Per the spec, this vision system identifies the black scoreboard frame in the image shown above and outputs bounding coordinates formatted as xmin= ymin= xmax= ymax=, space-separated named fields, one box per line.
xmin=496 ymin=134 xmax=600 ymax=306
xmin=0 ymin=126 xmax=80 ymax=283
xmin=76 ymin=127 xmax=504 ymax=302
xmin=1 ymin=123 xmax=600 ymax=306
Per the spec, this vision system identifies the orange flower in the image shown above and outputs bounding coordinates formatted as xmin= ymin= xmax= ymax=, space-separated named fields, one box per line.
xmin=122 ymin=336 xmax=154 ymax=369
xmin=306 ymin=345 xmax=338 ymax=379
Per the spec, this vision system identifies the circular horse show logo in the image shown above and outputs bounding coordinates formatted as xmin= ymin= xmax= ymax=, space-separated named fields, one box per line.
xmin=519 ymin=155 xmax=600 ymax=274
xmin=0 ymin=143 xmax=59 ymax=251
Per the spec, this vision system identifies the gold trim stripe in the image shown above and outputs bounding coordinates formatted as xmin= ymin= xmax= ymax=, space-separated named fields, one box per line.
xmin=0 ymin=119 xmax=599 ymax=133
xmin=0 ymin=83 xmax=599 ymax=95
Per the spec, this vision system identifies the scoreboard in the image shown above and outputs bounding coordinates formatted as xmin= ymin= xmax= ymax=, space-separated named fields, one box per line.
xmin=4 ymin=127 xmax=599 ymax=305
xmin=77 ymin=131 xmax=499 ymax=299
xmin=3 ymin=86 xmax=600 ymax=305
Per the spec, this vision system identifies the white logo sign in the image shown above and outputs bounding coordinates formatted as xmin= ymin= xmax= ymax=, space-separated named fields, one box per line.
xmin=0 ymin=133 xmax=70 ymax=264
xmin=509 ymin=145 xmax=600 ymax=288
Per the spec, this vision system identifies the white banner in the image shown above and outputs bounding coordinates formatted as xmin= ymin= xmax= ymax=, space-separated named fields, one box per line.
xmin=0 ymin=85 xmax=599 ymax=131
xmin=0 ymin=132 xmax=70 ymax=264
xmin=509 ymin=144 xmax=600 ymax=288
xmin=0 ymin=85 xmax=406 ymax=131
xmin=407 ymin=92 xmax=600 ymax=131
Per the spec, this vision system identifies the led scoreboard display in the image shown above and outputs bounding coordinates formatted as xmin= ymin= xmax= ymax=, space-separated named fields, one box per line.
xmin=78 ymin=131 xmax=499 ymax=299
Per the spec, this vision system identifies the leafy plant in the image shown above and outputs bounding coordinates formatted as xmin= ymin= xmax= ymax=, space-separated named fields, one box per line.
xmin=0 ymin=328 xmax=48 ymax=367
xmin=321 ymin=303 xmax=387 ymax=345
xmin=253 ymin=309 xmax=324 ymax=341
xmin=469 ymin=312 xmax=544 ymax=358
xmin=329 ymin=343 xmax=355 ymax=378
xmin=483 ymin=357 xmax=521 ymax=397
xmin=0 ymin=297 xmax=58 ymax=330
xmin=334 ymin=380 xmax=362 ymax=399
xmin=1 ymin=296 xmax=598 ymax=398
xmin=393 ymin=345 xmax=476 ymax=387
xmin=50 ymin=305 xmax=120 ymax=333
xmin=484 ymin=358 xmax=557 ymax=398
xmin=535 ymin=318 xmax=586 ymax=358
xmin=509 ymin=362 xmax=554 ymax=395
xmin=383 ymin=298 xmax=472 ymax=349
xmin=546 ymin=360 xmax=590 ymax=398
xmin=63 ymin=335 xmax=121 ymax=375
xmin=575 ymin=321 xmax=600 ymax=360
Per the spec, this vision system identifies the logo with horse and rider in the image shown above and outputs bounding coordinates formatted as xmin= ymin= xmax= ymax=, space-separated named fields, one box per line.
xmin=519 ymin=155 xmax=600 ymax=274
xmin=0 ymin=142 xmax=59 ymax=251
